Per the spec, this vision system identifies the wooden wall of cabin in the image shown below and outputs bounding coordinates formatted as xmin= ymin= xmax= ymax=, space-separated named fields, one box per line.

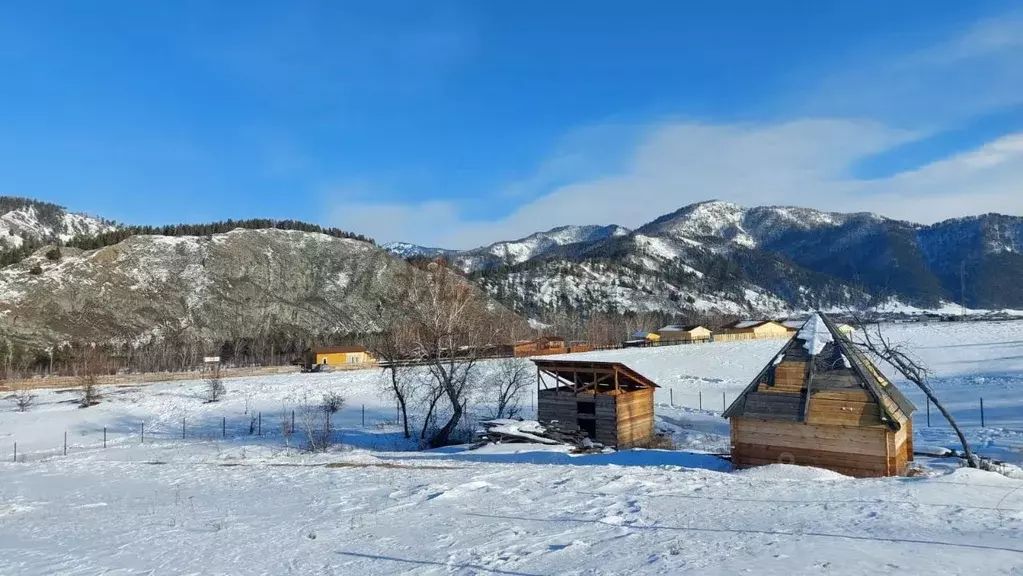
xmin=731 ymin=417 xmax=897 ymax=477
xmin=615 ymin=388 xmax=654 ymax=448
xmin=537 ymin=389 xmax=617 ymax=447
xmin=537 ymin=390 xmax=579 ymax=433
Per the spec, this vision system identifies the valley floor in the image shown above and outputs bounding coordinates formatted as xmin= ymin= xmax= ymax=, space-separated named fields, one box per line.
xmin=1 ymin=321 xmax=1022 ymax=575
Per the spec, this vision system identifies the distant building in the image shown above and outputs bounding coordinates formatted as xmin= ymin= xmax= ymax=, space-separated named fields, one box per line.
xmin=630 ymin=330 xmax=661 ymax=342
xmin=513 ymin=336 xmax=568 ymax=357
xmin=306 ymin=346 xmax=375 ymax=368
xmin=715 ymin=320 xmax=791 ymax=342
xmin=657 ymin=325 xmax=712 ymax=343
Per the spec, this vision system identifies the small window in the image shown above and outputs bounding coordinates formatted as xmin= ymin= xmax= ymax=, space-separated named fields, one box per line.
xmin=577 ymin=401 xmax=596 ymax=415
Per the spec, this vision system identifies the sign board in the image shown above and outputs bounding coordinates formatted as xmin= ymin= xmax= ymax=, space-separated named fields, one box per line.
xmin=203 ymin=356 xmax=221 ymax=363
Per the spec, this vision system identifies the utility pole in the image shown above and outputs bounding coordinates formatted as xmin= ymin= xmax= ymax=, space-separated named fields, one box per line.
xmin=960 ymin=260 xmax=967 ymax=318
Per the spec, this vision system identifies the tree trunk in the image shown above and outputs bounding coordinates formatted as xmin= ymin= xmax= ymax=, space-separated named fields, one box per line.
xmin=431 ymin=402 xmax=463 ymax=448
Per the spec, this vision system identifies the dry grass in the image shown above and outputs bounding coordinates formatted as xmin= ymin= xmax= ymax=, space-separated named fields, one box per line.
xmin=643 ymin=434 xmax=678 ymax=451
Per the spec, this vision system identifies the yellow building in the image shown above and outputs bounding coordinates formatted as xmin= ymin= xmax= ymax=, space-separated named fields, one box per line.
xmin=658 ymin=325 xmax=712 ymax=343
xmin=630 ymin=330 xmax=661 ymax=342
xmin=715 ymin=320 xmax=792 ymax=342
xmin=311 ymin=346 xmax=375 ymax=367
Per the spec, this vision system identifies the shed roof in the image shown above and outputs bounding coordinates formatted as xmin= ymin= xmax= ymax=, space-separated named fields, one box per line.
xmin=722 ymin=312 xmax=916 ymax=430
xmin=533 ymin=359 xmax=660 ymax=391
xmin=721 ymin=319 xmax=771 ymax=330
xmin=659 ymin=324 xmax=706 ymax=332
xmin=312 ymin=345 xmax=367 ymax=354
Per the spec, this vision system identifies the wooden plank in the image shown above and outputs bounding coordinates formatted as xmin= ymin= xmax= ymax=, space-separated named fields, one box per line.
xmin=733 ymin=430 xmax=889 ymax=457
xmin=731 ymin=418 xmax=888 ymax=442
xmin=806 ymin=401 xmax=882 ymax=427
xmin=732 ymin=443 xmax=889 ymax=476
xmin=810 ymin=389 xmax=871 ymax=402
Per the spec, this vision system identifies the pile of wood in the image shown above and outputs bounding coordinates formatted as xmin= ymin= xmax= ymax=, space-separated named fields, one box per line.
xmin=476 ymin=419 xmax=597 ymax=449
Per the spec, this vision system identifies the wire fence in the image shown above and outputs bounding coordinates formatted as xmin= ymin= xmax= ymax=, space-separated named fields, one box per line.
xmin=3 ymin=403 xmax=399 ymax=464
xmin=6 ymin=391 xmax=1015 ymax=464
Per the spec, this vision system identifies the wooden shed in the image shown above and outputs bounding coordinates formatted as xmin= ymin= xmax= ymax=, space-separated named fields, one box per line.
xmin=723 ymin=313 xmax=917 ymax=477
xmin=534 ymin=359 xmax=658 ymax=448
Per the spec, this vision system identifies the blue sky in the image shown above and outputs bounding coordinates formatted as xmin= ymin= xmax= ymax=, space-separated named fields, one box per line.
xmin=1 ymin=1 xmax=1022 ymax=248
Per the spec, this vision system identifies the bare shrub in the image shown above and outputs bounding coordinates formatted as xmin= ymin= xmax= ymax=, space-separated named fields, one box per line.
xmin=294 ymin=392 xmax=337 ymax=452
xmin=322 ymin=391 xmax=345 ymax=414
xmin=644 ymin=434 xmax=677 ymax=450
xmin=12 ymin=384 xmax=36 ymax=412
xmin=203 ymin=377 xmax=226 ymax=403
xmin=78 ymin=373 xmax=101 ymax=408
xmin=74 ymin=347 xmax=103 ymax=408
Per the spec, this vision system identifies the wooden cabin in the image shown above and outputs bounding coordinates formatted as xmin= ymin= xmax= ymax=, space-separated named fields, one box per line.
xmin=724 ymin=313 xmax=917 ymax=477
xmin=658 ymin=324 xmax=712 ymax=343
xmin=715 ymin=320 xmax=791 ymax=342
xmin=534 ymin=359 xmax=658 ymax=448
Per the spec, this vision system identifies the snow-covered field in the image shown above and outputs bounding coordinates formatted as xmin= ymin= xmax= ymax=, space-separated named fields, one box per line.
xmin=1 ymin=321 xmax=1022 ymax=574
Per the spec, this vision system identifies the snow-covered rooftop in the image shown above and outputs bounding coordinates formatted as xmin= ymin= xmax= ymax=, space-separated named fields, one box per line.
xmin=796 ymin=313 xmax=833 ymax=356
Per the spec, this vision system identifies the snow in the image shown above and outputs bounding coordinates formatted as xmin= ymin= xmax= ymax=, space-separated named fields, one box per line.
xmin=797 ymin=313 xmax=832 ymax=355
xmin=1 ymin=320 xmax=1022 ymax=574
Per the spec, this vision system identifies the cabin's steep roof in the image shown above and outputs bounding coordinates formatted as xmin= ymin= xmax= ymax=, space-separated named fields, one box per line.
xmin=722 ymin=312 xmax=916 ymax=430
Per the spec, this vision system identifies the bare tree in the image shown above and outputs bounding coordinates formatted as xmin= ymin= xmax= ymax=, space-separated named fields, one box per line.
xmin=855 ymin=317 xmax=978 ymax=468
xmin=397 ymin=261 xmax=510 ymax=447
xmin=11 ymin=383 xmax=36 ymax=412
xmin=486 ymin=357 xmax=532 ymax=419
xmin=368 ymin=318 xmax=419 ymax=439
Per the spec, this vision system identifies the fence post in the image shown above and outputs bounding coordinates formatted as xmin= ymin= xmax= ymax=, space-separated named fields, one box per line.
xmin=699 ymin=390 xmax=702 ymax=410
xmin=13 ymin=442 xmax=16 ymax=462
xmin=103 ymin=427 xmax=107 ymax=449
xmin=722 ymin=392 xmax=726 ymax=412
xmin=980 ymin=397 xmax=985 ymax=428
xmin=182 ymin=418 xmax=186 ymax=439
xmin=926 ymin=398 xmax=930 ymax=427
xmin=670 ymin=388 xmax=674 ymax=407
xmin=222 ymin=417 xmax=226 ymax=438
xmin=64 ymin=431 xmax=67 ymax=456
xmin=258 ymin=412 xmax=262 ymax=436
xmin=362 ymin=404 xmax=366 ymax=427
xmin=291 ymin=410 xmax=295 ymax=434
xmin=141 ymin=423 xmax=144 ymax=444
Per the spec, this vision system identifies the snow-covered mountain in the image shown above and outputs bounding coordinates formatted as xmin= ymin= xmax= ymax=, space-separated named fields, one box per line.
xmin=384 ymin=224 xmax=631 ymax=273
xmin=381 ymin=242 xmax=452 ymax=260
xmin=0 ymin=196 xmax=114 ymax=250
xmin=413 ymin=200 xmax=1023 ymax=317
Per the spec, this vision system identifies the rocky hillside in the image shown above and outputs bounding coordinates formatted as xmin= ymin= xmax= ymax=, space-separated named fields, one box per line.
xmin=0 ymin=228 xmax=515 ymax=355
xmin=0 ymin=196 xmax=114 ymax=251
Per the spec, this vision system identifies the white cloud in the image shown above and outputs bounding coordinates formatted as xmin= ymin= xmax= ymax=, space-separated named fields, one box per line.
xmin=339 ymin=120 xmax=1023 ymax=248
xmin=331 ymin=11 xmax=1023 ymax=249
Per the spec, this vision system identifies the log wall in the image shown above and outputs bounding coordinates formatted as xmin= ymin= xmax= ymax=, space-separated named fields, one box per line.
xmin=730 ymin=417 xmax=909 ymax=477
xmin=537 ymin=389 xmax=618 ymax=447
